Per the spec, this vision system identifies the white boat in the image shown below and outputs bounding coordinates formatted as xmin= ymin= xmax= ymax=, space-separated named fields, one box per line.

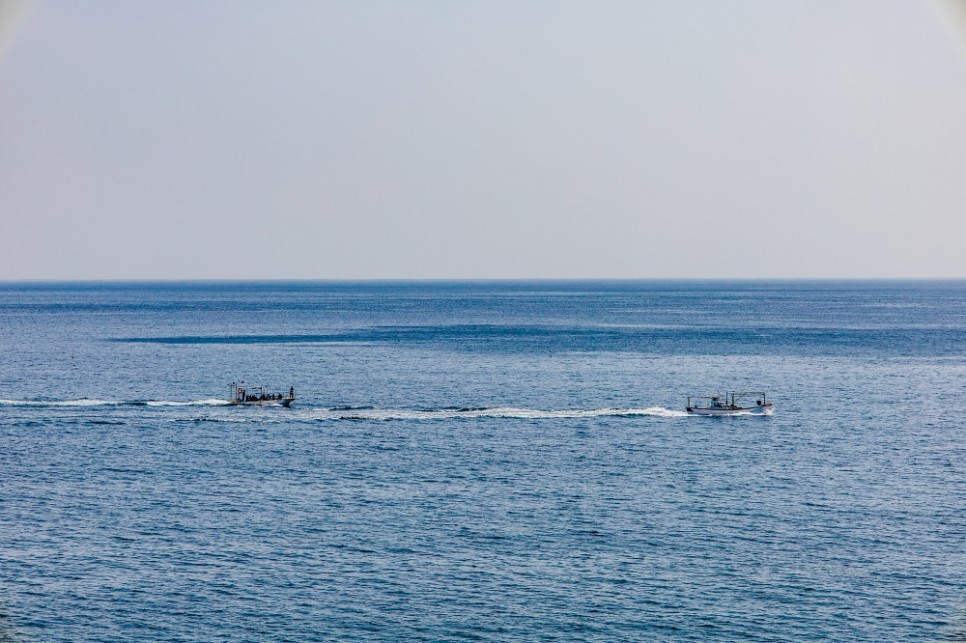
xmin=228 ymin=382 xmax=295 ymax=407
xmin=686 ymin=391 xmax=773 ymax=416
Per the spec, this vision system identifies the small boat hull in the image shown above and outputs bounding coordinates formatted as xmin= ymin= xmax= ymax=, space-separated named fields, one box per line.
xmin=686 ymin=403 xmax=773 ymax=416
xmin=228 ymin=397 xmax=294 ymax=408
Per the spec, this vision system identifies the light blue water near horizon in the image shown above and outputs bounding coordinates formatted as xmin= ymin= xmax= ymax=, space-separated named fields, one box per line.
xmin=1 ymin=280 xmax=965 ymax=641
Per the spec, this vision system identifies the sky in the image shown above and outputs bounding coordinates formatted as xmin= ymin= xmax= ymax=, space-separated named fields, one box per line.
xmin=1 ymin=0 xmax=966 ymax=280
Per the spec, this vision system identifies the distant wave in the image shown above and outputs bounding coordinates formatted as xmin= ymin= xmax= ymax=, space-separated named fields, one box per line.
xmin=0 ymin=398 xmax=230 ymax=408
xmin=174 ymin=416 xmax=254 ymax=424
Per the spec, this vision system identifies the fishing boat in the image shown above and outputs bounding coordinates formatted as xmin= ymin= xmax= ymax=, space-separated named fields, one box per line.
xmin=228 ymin=382 xmax=295 ymax=407
xmin=686 ymin=391 xmax=773 ymax=416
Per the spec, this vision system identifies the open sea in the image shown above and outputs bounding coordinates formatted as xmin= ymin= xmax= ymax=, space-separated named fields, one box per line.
xmin=1 ymin=280 xmax=965 ymax=642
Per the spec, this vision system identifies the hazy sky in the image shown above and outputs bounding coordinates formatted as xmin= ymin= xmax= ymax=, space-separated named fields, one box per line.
xmin=2 ymin=0 xmax=966 ymax=279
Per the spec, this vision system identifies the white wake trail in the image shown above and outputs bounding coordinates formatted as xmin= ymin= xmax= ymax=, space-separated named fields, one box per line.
xmin=0 ymin=399 xmax=120 ymax=407
xmin=145 ymin=399 xmax=231 ymax=407
xmin=0 ymin=398 xmax=232 ymax=408
xmin=301 ymin=406 xmax=689 ymax=421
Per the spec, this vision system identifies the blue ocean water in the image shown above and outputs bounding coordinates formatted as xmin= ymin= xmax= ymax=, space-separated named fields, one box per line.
xmin=1 ymin=280 xmax=965 ymax=641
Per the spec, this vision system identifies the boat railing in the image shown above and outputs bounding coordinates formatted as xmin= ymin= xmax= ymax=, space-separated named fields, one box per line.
xmin=687 ymin=391 xmax=768 ymax=407
xmin=229 ymin=382 xmax=295 ymax=403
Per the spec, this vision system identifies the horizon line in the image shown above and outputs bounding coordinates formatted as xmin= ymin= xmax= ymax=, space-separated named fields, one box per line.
xmin=2 ymin=277 xmax=966 ymax=284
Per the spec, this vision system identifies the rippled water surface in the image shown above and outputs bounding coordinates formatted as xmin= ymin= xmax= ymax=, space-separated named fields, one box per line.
xmin=2 ymin=281 xmax=965 ymax=641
